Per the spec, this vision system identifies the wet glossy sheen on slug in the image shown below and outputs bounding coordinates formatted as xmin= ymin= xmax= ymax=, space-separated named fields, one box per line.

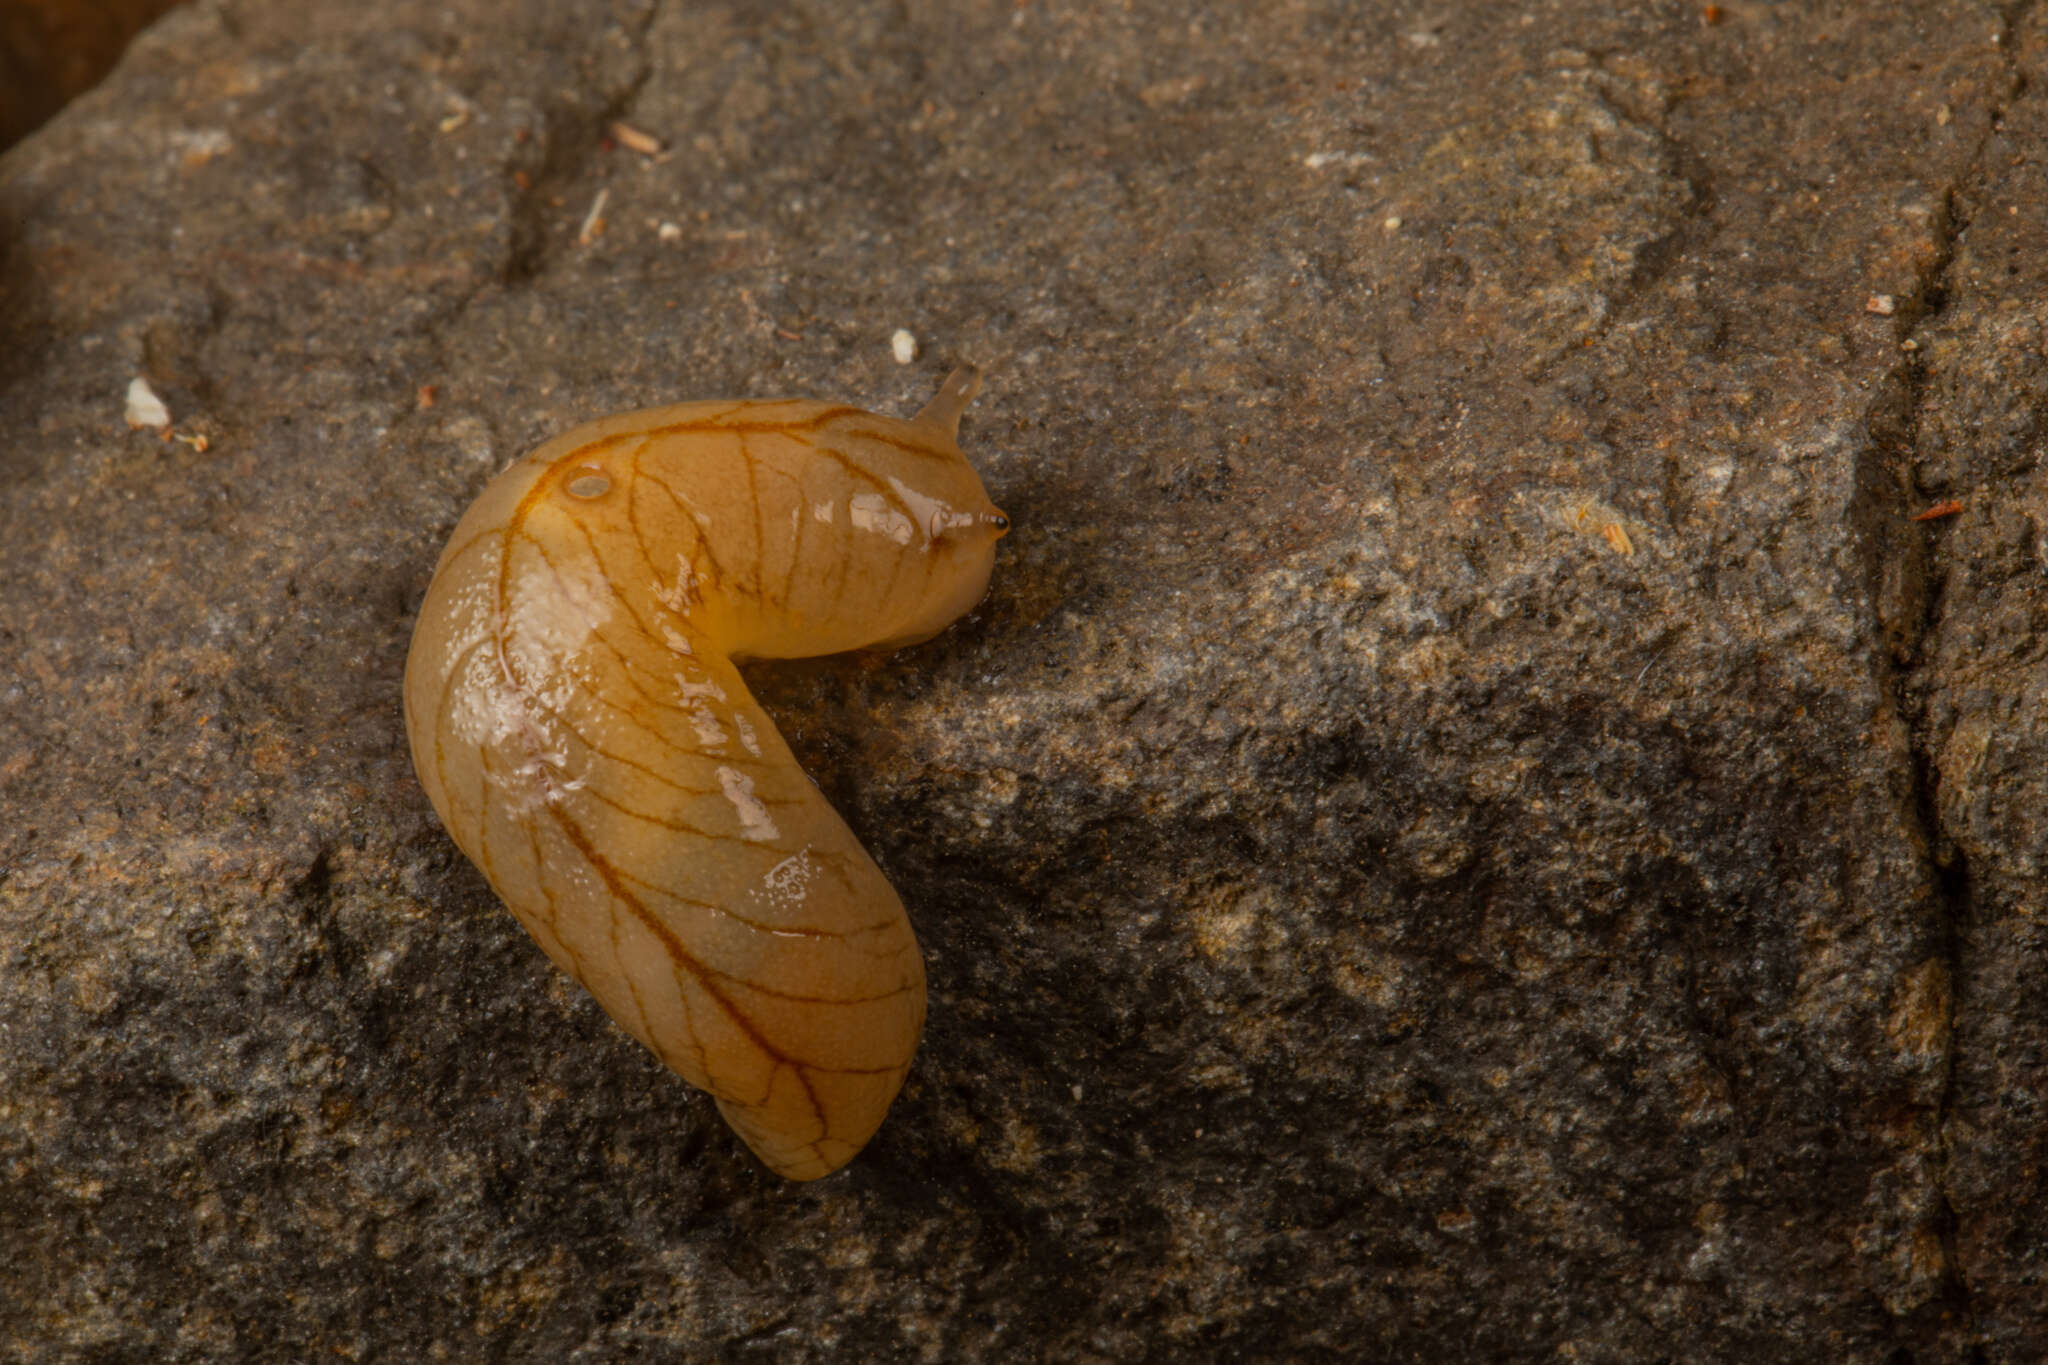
xmin=402 ymin=369 xmax=1006 ymax=1179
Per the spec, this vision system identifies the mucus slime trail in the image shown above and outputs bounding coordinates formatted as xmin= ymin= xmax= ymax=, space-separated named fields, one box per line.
xmin=402 ymin=369 xmax=1007 ymax=1179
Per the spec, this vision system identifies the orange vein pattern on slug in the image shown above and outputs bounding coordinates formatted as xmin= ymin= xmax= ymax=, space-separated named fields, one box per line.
xmin=402 ymin=369 xmax=1007 ymax=1179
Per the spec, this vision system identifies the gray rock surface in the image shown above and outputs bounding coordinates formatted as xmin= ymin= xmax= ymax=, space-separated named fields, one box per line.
xmin=2 ymin=0 xmax=2045 ymax=1359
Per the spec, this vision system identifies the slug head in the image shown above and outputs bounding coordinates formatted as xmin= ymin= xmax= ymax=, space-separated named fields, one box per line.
xmin=728 ymin=368 xmax=1009 ymax=658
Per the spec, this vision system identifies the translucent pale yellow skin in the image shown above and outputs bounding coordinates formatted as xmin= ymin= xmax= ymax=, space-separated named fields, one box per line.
xmin=402 ymin=370 xmax=1006 ymax=1179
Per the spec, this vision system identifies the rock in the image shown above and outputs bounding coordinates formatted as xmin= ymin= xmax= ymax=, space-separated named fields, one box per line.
xmin=0 ymin=0 xmax=184 ymax=152
xmin=1911 ymin=14 xmax=2048 ymax=1358
xmin=1 ymin=1 xmax=2042 ymax=1359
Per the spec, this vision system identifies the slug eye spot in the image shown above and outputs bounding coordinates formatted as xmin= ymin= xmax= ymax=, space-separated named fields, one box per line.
xmin=566 ymin=468 xmax=612 ymax=499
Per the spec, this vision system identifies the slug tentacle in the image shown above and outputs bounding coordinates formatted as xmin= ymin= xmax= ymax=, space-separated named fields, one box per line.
xmin=403 ymin=370 xmax=1005 ymax=1179
xmin=913 ymin=364 xmax=980 ymax=436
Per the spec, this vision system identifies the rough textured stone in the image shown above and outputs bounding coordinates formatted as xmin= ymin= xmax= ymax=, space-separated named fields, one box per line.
xmin=1914 ymin=8 xmax=2048 ymax=1358
xmin=1 ymin=0 xmax=2044 ymax=1360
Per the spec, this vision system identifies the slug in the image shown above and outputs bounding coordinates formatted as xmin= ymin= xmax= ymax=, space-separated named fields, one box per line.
xmin=402 ymin=369 xmax=1006 ymax=1180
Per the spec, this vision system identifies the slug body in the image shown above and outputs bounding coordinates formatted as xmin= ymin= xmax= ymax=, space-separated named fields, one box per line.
xmin=403 ymin=370 xmax=1005 ymax=1179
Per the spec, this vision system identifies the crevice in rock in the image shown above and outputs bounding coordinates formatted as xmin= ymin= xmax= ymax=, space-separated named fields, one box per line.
xmin=394 ymin=0 xmax=668 ymax=470
xmin=500 ymin=0 xmax=665 ymax=288
xmin=1508 ymin=85 xmax=1709 ymax=390
xmin=1859 ymin=5 xmax=2037 ymax=1350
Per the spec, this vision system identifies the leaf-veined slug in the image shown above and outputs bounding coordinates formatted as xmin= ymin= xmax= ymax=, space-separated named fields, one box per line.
xmin=402 ymin=368 xmax=1006 ymax=1179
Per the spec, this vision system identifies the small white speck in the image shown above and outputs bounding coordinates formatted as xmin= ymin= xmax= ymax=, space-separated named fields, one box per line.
xmin=1071 ymin=1084 xmax=1084 ymax=1102
xmin=684 ymin=700 xmax=728 ymax=748
xmin=890 ymin=328 xmax=918 ymax=364
xmin=1866 ymin=294 xmax=1896 ymax=316
xmin=758 ymin=850 xmax=819 ymax=909
xmin=577 ymin=188 xmax=609 ymax=246
xmin=717 ymin=765 xmax=781 ymax=842
xmin=657 ymin=221 xmax=683 ymax=243
xmin=1382 ymin=215 xmax=1403 ymax=233
xmin=124 ymin=377 xmax=169 ymax=429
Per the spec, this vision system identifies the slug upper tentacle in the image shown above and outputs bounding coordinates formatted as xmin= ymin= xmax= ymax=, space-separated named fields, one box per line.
xmin=403 ymin=370 xmax=1006 ymax=1179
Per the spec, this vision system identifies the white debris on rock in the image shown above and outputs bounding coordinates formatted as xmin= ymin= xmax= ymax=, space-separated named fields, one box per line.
xmin=124 ymin=378 xmax=169 ymax=429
